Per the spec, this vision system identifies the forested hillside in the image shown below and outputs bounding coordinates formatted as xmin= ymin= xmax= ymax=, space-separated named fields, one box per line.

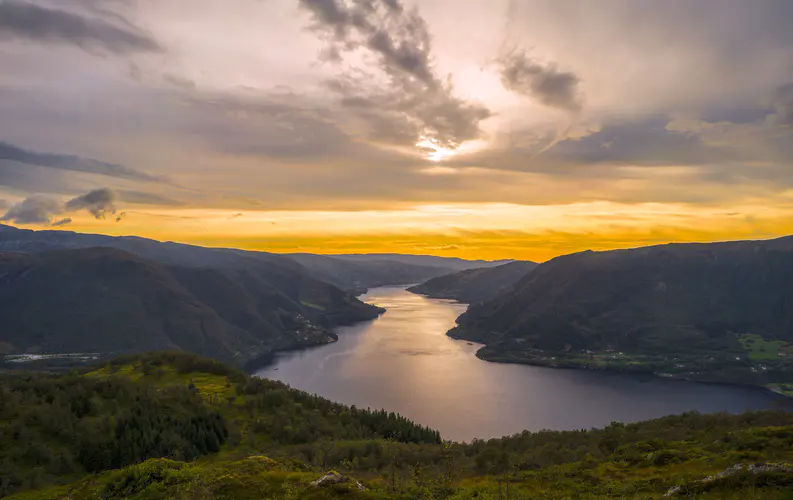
xmin=408 ymin=261 xmax=537 ymax=303
xmin=0 ymin=248 xmax=381 ymax=364
xmin=3 ymin=352 xmax=793 ymax=499
xmin=451 ymin=236 xmax=793 ymax=392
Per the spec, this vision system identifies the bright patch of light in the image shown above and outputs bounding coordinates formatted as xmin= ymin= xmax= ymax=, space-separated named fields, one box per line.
xmin=416 ymin=136 xmax=458 ymax=162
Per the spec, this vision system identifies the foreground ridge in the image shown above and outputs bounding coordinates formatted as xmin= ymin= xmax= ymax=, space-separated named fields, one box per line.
xmin=2 ymin=351 xmax=793 ymax=499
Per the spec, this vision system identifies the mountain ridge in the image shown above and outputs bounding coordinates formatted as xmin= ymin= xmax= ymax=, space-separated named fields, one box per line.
xmin=0 ymin=246 xmax=381 ymax=363
xmin=408 ymin=260 xmax=538 ymax=304
xmin=0 ymin=224 xmax=497 ymax=292
xmin=451 ymin=235 xmax=793 ymax=393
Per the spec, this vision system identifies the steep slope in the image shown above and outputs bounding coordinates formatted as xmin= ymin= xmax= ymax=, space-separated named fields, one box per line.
xmin=451 ymin=236 xmax=793 ymax=387
xmin=0 ymin=224 xmax=381 ymax=321
xmin=0 ymin=248 xmax=379 ymax=362
xmin=408 ymin=261 xmax=537 ymax=304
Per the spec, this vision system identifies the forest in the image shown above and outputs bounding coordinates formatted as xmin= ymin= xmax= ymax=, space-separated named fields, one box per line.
xmin=2 ymin=352 xmax=793 ymax=499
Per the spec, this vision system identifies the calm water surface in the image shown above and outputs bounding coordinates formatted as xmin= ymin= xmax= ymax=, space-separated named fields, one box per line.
xmin=254 ymin=286 xmax=788 ymax=442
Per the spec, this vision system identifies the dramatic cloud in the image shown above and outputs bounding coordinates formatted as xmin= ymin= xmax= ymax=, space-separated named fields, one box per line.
xmin=0 ymin=194 xmax=62 ymax=224
xmin=64 ymin=187 xmax=118 ymax=219
xmin=0 ymin=0 xmax=160 ymax=54
xmin=0 ymin=141 xmax=167 ymax=183
xmin=299 ymin=0 xmax=490 ymax=149
xmin=499 ymin=50 xmax=583 ymax=113
xmin=2 ymin=0 xmax=793 ymax=259
xmin=1 ymin=188 xmax=121 ymax=225
xmin=328 ymin=76 xmax=491 ymax=149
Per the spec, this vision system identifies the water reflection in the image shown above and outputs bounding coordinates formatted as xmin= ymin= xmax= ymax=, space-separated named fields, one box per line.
xmin=255 ymin=286 xmax=789 ymax=442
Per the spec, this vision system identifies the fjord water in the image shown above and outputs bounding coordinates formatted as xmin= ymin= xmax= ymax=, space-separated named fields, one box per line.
xmin=255 ymin=286 xmax=787 ymax=442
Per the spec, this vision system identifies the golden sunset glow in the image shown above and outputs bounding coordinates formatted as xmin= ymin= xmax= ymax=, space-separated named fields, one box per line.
xmin=33 ymin=199 xmax=792 ymax=262
xmin=1 ymin=1 xmax=792 ymax=261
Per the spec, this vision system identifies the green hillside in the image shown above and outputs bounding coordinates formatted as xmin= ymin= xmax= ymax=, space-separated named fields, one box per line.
xmin=452 ymin=237 xmax=793 ymax=392
xmin=3 ymin=352 xmax=793 ymax=499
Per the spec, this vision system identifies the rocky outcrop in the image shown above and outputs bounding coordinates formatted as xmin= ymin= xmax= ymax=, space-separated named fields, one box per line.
xmin=665 ymin=462 xmax=793 ymax=496
xmin=311 ymin=471 xmax=366 ymax=490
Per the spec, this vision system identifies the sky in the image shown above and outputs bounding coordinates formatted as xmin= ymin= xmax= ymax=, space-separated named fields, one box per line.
xmin=1 ymin=0 xmax=793 ymax=261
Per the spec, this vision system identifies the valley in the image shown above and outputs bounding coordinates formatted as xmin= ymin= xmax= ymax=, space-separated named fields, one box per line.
xmin=257 ymin=286 xmax=790 ymax=441
xmin=4 ymin=228 xmax=793 ymax=498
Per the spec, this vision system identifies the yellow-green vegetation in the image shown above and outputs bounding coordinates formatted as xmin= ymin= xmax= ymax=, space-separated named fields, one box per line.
xmin=300 ymin=301 xmax=327 ymax=311
xmin=4 ymin=352 xmax=793 ymax=499
xmin=768 ymin=383 xmax=793 ymax=397
xmin=739 ymin=333 xmax=792 ymax=361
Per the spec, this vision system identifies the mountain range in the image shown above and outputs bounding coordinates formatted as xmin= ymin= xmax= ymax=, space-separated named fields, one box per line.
xmin=0 ymin=224 xmax=504 ymax=363
xmin=0 ymin=224 xmax=483 ymax=293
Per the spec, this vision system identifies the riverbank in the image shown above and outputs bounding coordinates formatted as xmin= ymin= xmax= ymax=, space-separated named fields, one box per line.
xmin=462 ymin=341 xmax=793 ymax=398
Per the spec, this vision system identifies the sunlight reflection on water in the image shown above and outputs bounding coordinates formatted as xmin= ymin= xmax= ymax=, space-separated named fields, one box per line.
xmin=255 ymin=286 xmax=789 ymax=442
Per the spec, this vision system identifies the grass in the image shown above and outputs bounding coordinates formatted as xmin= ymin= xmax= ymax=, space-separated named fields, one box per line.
xmin=767 ymin=383 xmax=793 ymax=397
xmin=9 ymin=353 xmax=793 ymax=500
xmin=86 ymin=363 xmax=236 ymax=400
xmin=738 ymin=334 xmax=790 ymax=361
xmin=5 ymin=457 xmax=375 ymax=500
xmin=300 ymin=301 xmax=326 ymax=311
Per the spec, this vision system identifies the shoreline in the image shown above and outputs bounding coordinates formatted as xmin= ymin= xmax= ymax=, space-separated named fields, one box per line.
xmin=464 ymin=343 xmax=793 ymax=400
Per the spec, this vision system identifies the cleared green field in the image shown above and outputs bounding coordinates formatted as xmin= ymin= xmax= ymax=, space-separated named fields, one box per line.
xmin=738 ymin=333 xmax=790 ymax=361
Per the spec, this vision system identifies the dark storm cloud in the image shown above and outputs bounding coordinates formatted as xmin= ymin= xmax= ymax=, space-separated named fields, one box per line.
xmin=298 ymin=0 xmax=490 ymax=148
xmin=0 ymin=0 xmax=160 ymax=54
xmin=499 ymin=50 xmax=583 ymax=113
xmin=64 ymin=187 xmax=118 ymax=219
xmin=0 ymin=141 xmax=168 ymax=183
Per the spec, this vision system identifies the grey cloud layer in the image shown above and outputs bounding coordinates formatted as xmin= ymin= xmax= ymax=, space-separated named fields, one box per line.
xmin=769 ymin=84 xmax=793 ymax=127
xmin=0 ymin=141 xmax=167 ymax=183
xmin=299 ymin=0 xmax=490 ymax=148
xmin=1 ymin=188 xmax=119 ymax=225
xmin=2 ymin=0 xmax=793 ymax=213
xmin=499 ymin=50 xmax=583 ymax=113
xmin=64 ymin=187 xmax=118 ymax=219
xmin=0 ymin=194 xmax=62 ymax=224
xmin=0 ymin=0 xmax=160 ymax=54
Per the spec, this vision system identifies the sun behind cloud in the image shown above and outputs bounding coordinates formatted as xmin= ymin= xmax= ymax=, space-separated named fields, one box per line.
xmin=416 ymin=136 xmax=459 ymax=162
